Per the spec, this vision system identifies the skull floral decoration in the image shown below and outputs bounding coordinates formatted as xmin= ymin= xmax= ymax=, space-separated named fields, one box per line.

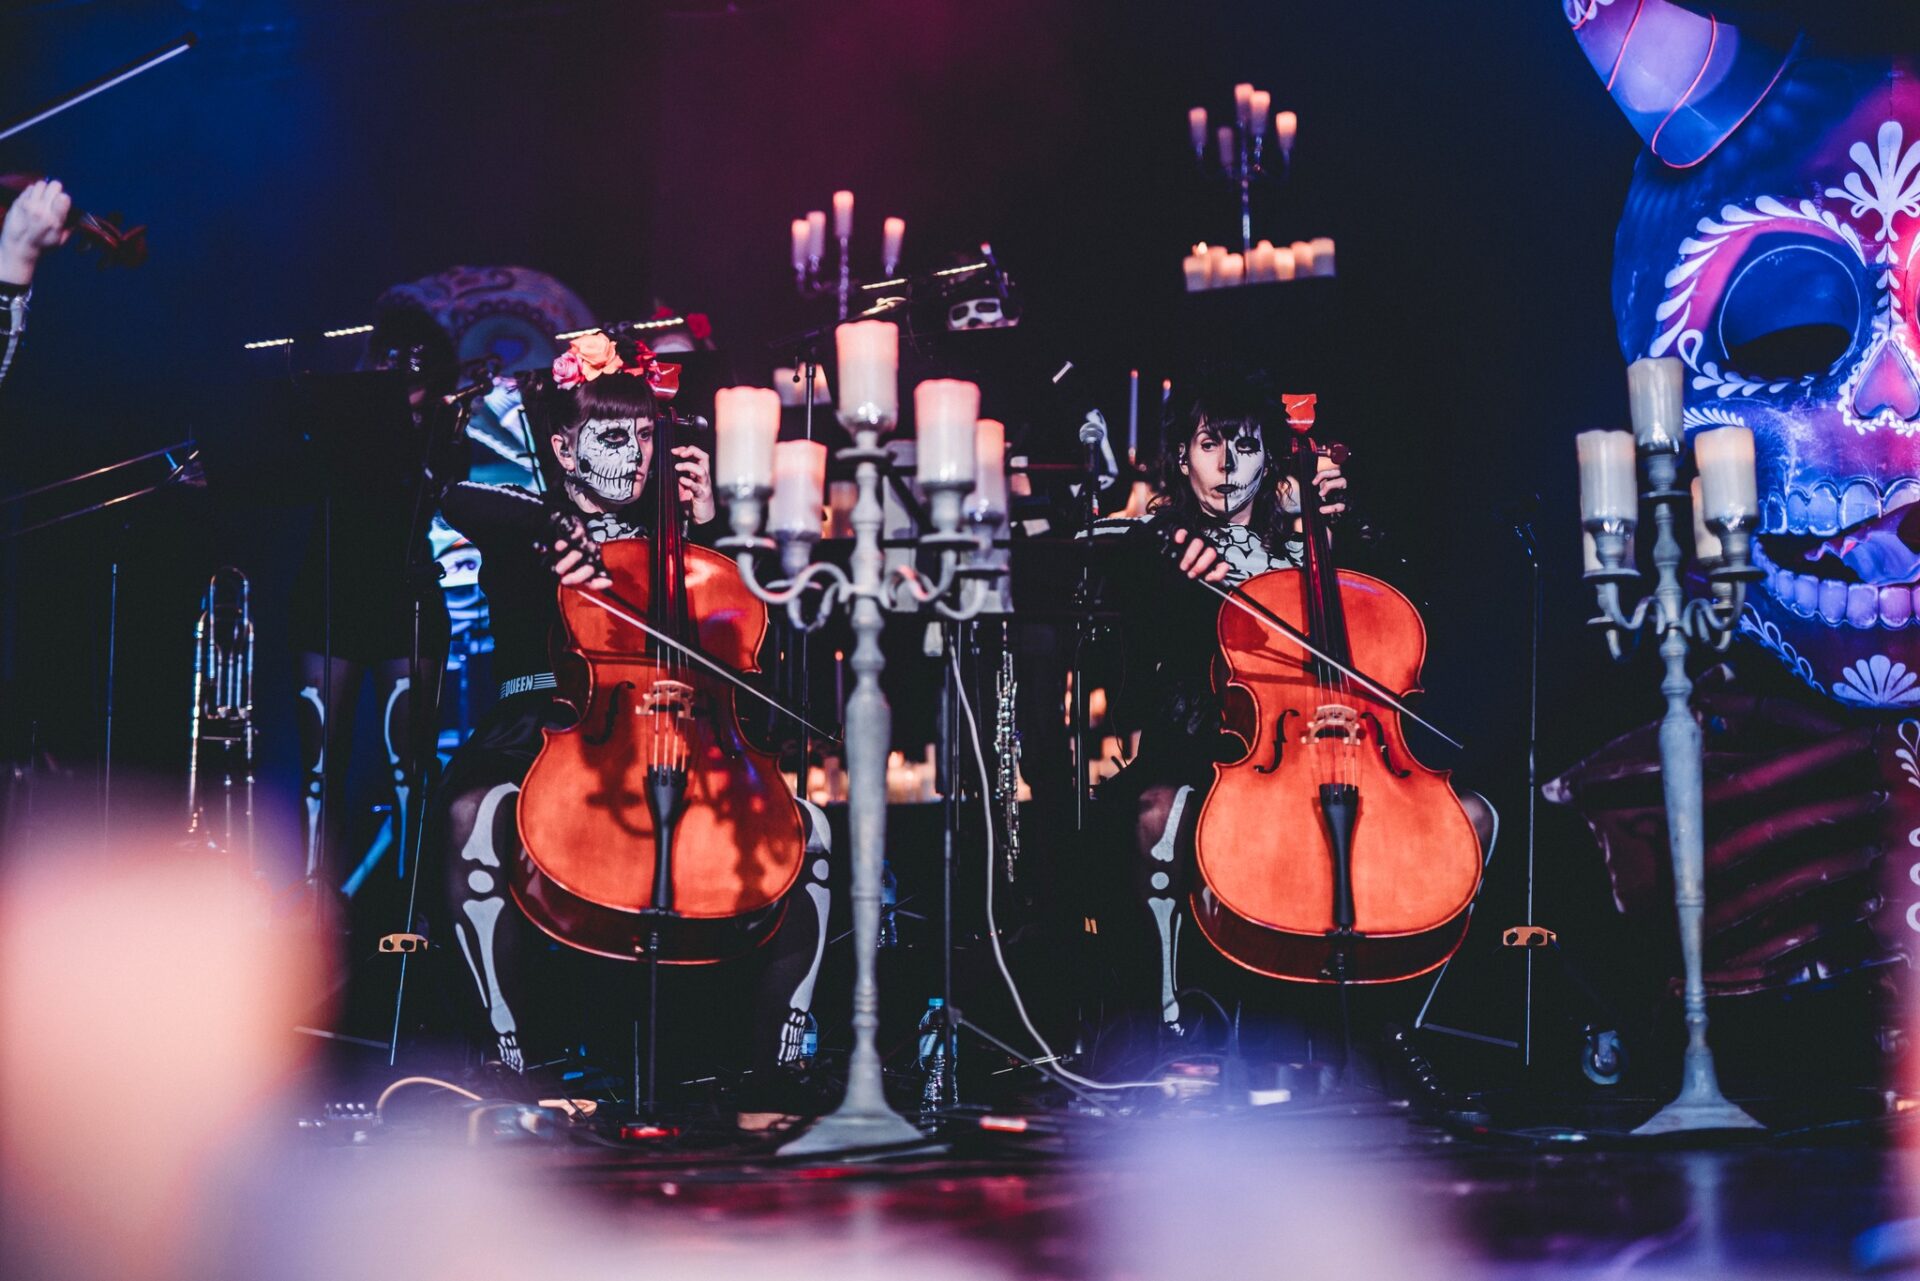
xmin=1572 ymin=0 xmax=1920 ymax=706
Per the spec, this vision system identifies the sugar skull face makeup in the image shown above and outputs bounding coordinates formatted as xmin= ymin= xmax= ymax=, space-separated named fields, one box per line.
xmin=556 ymin=416 xmax=652 ymax=509
xmin=1571 ymin=0 xmax=1920 ymax=705
xmin=1181 ymin=419 xmax=1268 ymax=520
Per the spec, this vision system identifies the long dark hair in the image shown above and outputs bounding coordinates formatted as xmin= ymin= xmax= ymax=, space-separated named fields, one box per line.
xmin=523 ymin=368 xmax=661 ymax=502
xmin=1149 ymin=374 xmax=1295 ymax=548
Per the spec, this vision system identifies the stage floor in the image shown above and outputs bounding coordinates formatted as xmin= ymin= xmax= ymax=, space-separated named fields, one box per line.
xmin=267 ymin=1090 xmax=1910 ymax=1280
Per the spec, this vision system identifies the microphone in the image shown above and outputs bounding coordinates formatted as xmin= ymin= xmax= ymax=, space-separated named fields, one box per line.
xmin=442 ymin=377 xmax=496 ymax=406
xmin=443 ymin=355 xmax=503 ymax=406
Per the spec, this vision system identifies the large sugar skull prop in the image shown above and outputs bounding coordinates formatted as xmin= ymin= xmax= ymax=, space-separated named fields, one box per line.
xmin=1570 ymin=1 xmax=1920 ymax=705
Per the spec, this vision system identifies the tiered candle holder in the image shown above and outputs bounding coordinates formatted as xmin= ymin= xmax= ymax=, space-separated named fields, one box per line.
xmin=1188 ymin=82 xmax=1296 ymax=253
xmin=714 ymin=320 xmax=1008 ymax=1152
xmin=789 ymin=192 xmax=905 ymax=322
xmin=1576 ymin=355 xmax=1764 ymax=1135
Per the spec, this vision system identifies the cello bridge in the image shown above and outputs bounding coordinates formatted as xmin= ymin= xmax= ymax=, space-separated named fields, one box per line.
xmin=1307 ymin=704 xmax=1363 ymax=744
xmin=640 ymin=679 xmax=696 ymax=719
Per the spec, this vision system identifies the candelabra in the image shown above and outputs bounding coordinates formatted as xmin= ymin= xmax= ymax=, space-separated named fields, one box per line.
xmin=1578 ymin=355 xmax=1764 ymax=1135
xmin=1188 ymin=84 xmax=1296 ymax=252
xmin=790 ymin=193 xmax=904 ymax=322
xmin=716 ymin=324 xmax=1006 ymax=1153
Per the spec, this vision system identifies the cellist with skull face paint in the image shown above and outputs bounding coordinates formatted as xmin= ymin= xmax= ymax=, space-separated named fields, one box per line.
xmin=1091 ymin=377 xmax=1494 ymax=1039
xmin=427 ymin=333 xmax=834 ymax=1124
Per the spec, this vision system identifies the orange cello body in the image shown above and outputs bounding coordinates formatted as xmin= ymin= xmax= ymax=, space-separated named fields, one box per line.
xmin=1190 ymin=442 xmax=1482 ymax=984
xmin=512 ymin=537 xmax=806 ymax=965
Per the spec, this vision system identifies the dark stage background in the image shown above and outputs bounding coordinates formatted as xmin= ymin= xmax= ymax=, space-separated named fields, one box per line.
xmin=0 ymin=1 xmax=1672 ymax=1079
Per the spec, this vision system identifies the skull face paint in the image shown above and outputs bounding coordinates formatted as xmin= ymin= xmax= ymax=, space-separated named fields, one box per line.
xmin=556 ymin=416 xmax=652 ymax=509
xmin=947 ymin=297 xmax=1011 ymax=331
xmin=1180 ymin=420 xmax=1267 ymax=522
xmin=1569 ymin=1 xmax=1920 ymax=705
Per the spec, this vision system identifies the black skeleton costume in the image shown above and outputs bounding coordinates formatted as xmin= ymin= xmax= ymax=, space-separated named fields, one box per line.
xmin=428 ymin=381 xmax=832 ymax=1090
xmin=1089 ymin=379 xmax=1492 ymax=1037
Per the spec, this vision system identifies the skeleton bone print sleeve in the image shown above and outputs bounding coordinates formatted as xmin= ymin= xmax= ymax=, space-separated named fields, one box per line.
xmin=0 ymin=283 xmax=29 ymax=391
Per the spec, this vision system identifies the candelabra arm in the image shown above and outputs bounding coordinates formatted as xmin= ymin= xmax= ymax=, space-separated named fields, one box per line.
xmin=728 ymin=549 xmax=849 ymax=633
xmin=931 ymin=574 xmax=997 ymax=622
xmin=885 ymin=552 xmax=962 ymax=609
xmin=1593 ymin=579 xmax=1655 ymax=636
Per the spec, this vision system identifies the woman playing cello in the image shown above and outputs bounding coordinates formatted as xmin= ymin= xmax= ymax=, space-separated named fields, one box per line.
xmin=431 ymin=333 xmax=832 ymax=1121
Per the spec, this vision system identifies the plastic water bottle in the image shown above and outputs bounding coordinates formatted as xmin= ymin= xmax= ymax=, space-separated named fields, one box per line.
xmin=917 ymin=997 xmax=951 ymax=1113
xmin=879 ymin=860 xmax=900 ymax=949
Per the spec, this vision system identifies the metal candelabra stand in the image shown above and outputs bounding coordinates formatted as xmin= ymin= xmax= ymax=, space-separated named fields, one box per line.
xmin=1585 ymin=442 xmax=1764 ymax=1135
xmin=720 ymin=406 xmax=1006 ymax=1154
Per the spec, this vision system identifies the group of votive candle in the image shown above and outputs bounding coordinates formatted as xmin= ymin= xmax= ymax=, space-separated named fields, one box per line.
xmin=1575 ymin=356 xmax=1759 ymax=570
xmin=712 ymin=320 xmax=1009 ymax=539
xmin=1184 ymin=236 xmax=1336 ymax=291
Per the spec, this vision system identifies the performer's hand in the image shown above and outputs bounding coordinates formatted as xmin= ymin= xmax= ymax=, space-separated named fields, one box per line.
xmin=0 ymin=179 xmax=73 ymax=286
xmin=1278 ymin=458 xmax=1347 ymax=519
xmin=548 ymin=534 xmax=612 ymax=590
xmin=673 ymin=445 xmax=716 ymax=524
xmin=1170 ymin=527 xmax=1231 ymax=583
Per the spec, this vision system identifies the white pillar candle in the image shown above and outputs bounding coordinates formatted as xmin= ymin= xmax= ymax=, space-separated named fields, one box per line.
xmin=713 ymin=386 xmax=781 ymax=492
xmin=1248 ymin=240 xmax=1276 ymax=282
xmin=1626 ymin=355 xmax=1685 ymax=452
xmin=836 ymin=319 xmax=899 ymax=427
xmin=1289 ymin=240 xmax=1315 ymax=275
xmin=913 ymin=379 xmax=981 ymax=487
xmin=806 ymin=210 xmax=827 ymax=260
xmin=881 ymin=216 xmax=906 ymax=274
xmin=1309 ymin=236 xmax=1336 ymax=277
xmin=1272 ymin=246 xmax=1296 ymax=281
xmin=1182 ymin=253 xmax=1209 ymax=292
xmin=832 ymin=190 xmax=854 ymax=240
xmin=790 ymin=218 xmax=809 ymax=273
xmin=1188 ymin=106 xmax=1208 ymax=153
xmin=1207 ymin=244 xmax=1227 ymax=285
xmin=1689 ymin=477 xmax=1724 ymax=562
xmin=1275 ymin=110 xmax=1298 ymax=153
xmin=968 ymin=418 xmax=1008 ymax=520
xmin=769 ymin=439 xmax=828 ymax=538
xmin=1249 ymin=89 xmax=1271 ymax=135
xmin=1233 ymin=82 xmax=1254 ymax=125
xmin=1694 ymin=425 xmax=1758 ymax=523
xmin=1217 ymin=125 xmax=1236 ymax=168
xmin=1576 ymin=429 xmax=1638 ymax=522
xmin=1219 ymin=252 xmax=1245 ymax=286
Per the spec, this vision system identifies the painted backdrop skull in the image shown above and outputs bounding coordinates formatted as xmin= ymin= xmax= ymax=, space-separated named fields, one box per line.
xmin=1549 ymin=1 xmax=1920 ymax=1011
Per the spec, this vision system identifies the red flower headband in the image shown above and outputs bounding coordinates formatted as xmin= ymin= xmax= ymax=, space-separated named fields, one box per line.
xmin=551 ymin=332 xmax=681 ymax=401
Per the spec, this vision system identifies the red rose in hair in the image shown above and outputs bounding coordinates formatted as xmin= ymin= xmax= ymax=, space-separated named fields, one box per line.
xmin=686 ymin=313 xmax=712 ymax=342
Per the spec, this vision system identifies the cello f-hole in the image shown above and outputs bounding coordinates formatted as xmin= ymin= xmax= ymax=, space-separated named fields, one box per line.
xmin=584 ymin=680 xmax=635 ymax=746
xmin=1256 ymin=708 xmax=1297 ymax=774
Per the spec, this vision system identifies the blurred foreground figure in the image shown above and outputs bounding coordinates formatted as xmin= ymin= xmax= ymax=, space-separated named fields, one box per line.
xmin=0 ymin=818 xmax=323 ymax=1281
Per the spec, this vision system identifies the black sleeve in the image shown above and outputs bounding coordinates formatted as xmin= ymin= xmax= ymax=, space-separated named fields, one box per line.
xmin=440 ymin=481 xmax=552 ymax=554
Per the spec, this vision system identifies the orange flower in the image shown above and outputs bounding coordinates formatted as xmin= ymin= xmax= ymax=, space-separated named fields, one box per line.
xmin=571 ymin=332 xmax=623 ymax=381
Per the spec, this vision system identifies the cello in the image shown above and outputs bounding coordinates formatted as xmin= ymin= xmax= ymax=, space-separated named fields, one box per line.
xmin=513 ymin=407 xmax=807 ymax=963
xmin=1190 ymin=405 xmax=1482 ymax=984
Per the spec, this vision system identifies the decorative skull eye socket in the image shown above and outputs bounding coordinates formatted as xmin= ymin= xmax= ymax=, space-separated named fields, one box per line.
xmin=1715 ymin=239 xmax=1862 ymax=380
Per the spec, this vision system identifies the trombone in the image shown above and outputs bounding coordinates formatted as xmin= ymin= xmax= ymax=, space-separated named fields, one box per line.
xmin=186 ymin=567 xmax=254 ymax=860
